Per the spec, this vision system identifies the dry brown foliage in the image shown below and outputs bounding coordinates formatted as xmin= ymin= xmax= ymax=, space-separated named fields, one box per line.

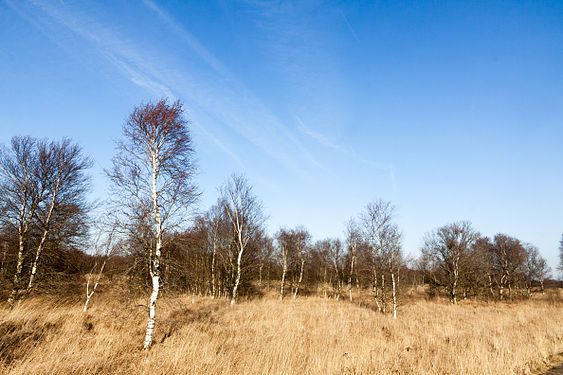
xmin=0 ymin=288 xmax=561 ymax=374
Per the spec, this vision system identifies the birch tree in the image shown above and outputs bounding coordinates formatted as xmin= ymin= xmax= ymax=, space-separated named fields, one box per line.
xmin=25 ymin=139 xmax=91 ymax=298
xmin=204 ymin=202 xmax=227 ymax=298
xmin=489 ymin=234 xmax=526 ymax=300
xmin=292 ymin=227 xmax=310 ymax=299
xmin=325 ymin=239 xmax=343 ymax=300
xmin=386 ymin=231 xmax=402 ymax=318
xmin=421 ymin=221 xmax=479 ymax=304
xmin=0 ymin=137 xmax=41 ymax=306
xmin=107 ymin=99 xmax=198 ymax=349
xmin=220 ymin=174 xmax=264 ymax=305
xmin=361 ymin=200 xmax=401 ymax=312
xmin=0 ymin=136 xmax=90 ymax=305
xmin=277 ymin=228 xmax=292 ymax=300
xmin=83 ymin=228 xmax=115 ymax=312
xmin=345 ymin=219 xmax=360 ymax=302
xmin=257 ymin=234 xmax=274 ymax=288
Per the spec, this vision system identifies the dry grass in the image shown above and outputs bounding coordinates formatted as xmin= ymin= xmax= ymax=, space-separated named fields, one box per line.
xmin=0 ymin=288 xmax=562 ymax=375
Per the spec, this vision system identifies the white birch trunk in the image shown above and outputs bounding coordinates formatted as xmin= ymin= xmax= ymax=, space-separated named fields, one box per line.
xmin=293 ymin=258 xmax=305 ymax=299
xmin=83 ymin=255 xmax=108 ymax=312
xmin=381 ymin=274 xmax=386 ymax=313
xmin=451 ymin=261 xmax=458 ymax=304
xmin=143 ymin=154 xmax=162 ymax=349
xmin=348 ymin=252 xmax=356 ymax=302
xmin=25 ymin=177 xmax=58 ymax=298
xmin=143 ymin=270 xmax=160 ymax=348
xmin=25 ymin=231 xmax=47 ymax=297
xmin=372 ymin=267 xmax=381 ymax=312
xmin=211 ymin=244 xmax=217 ymax=299
xmin=280 ymin=246 xmax=287 ymax=300
xmin=391 ymin=271 xmax=397 ymax=319
xmin=8 ymin=228 xmax=26 ymax=307
xmin=333 ymin=256 xmax=341 ymax=300
xmin=231 ymin=244 xmax=243 ymax=305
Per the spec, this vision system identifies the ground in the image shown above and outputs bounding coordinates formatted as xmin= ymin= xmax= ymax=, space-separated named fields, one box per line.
xmin=0 ymin=287 xmax=562 ymax=374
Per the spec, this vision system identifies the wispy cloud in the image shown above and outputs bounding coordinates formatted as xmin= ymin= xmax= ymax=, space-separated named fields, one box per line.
xmin=295 ymin=115 xmax=397 ymax=192
xmin=140 ymin=0 xmax=233 ymax=82
xmin=338 ymin=8 xmax=360 ymax=43
xmin=6 ymin=0 xmax=327 ymax=180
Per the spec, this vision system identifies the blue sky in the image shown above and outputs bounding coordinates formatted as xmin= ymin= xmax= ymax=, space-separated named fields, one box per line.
xmin=1 ymin=0 xmax=562 ymax=271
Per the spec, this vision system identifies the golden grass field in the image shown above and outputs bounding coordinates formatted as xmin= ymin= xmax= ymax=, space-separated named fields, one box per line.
xmin=0 ymin=287 xmax=562 ymax=375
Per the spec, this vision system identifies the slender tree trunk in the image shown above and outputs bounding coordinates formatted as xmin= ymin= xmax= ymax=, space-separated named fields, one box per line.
xmin=143 ymin=255 xmax=160 ymax=349
xmin=25 ymin=173 xmax=59 ymax=299
xmin=24 ymin=232 xmax=47 ymax=298
xmin=280 ymin=246 xmax=287 ymax=300
xmin=211 ymin=244 xmax=217 ymax=299
xmin=451 ymin=263 xmax=458 ymax=304
xmin=8 ymin=230 xmax=26 ymax=307
xmin=0 ymin=242 xmax=7 ymax=278
xmin=293 ymin=258 xmax=305 ymax=299
xmin=372 ymin=266 xmax=381 ymax=312
xmin=348 ymin=251 xmax=356 ymax=302
xmin=83 ymin=257 xmax=107 ymax=312
xmin=391 ymin=271 xmax=397 ymax=319
xmin=381 ymin=273 xmax=386 ymax=313
xmin=231 ymin=241 xmax=243 ymax=305
xmin=258 ymin=261 xmax=263 ymax=287
xmin=143 ymin=156 xmax=162 ymax=350
xmin=333 ymin=259 xmax=341 ymax=300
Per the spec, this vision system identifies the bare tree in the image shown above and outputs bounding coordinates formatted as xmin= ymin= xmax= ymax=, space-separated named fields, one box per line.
xmin=361 ymin=200 xmax=401 ymax=312
xmin=385 ymin=230 xmax=402 ymax=318
xmin=489 ymin=234 xmax=526 ymax=300
xmin=523 ymin=244 xmax=550 ymax=296
xmin=277 ymin=228 xmax=293 ymax=300
xmin=204 ymin=202 xmax=226 ymax=298
xmin=107 ymin=99 xmax=198 ymax=349
xmin=83 ymin=228 xmax=115 ymax=312
xmin=327 ymin=239 xmax=343 ymax=300
xmin=0 ymin=137 xmax=43 ymax=306
xmin=220 ymin=174 xmax=264 ymax=305
xmin=25 ymin=139 xmax=92 ymax=298
xmin=257 ymin=233 xmax=274 ymax=288
xmin=0 ymin=137 xmax=91 ymax=305
xmin=292 ymin=227 xmax=310 ymax=299
xmin=345 ymin=219 xmax=360 ymax=302
xmin=471 ymin=237 xmax=497 ymax=298
xmin=421 ymin=221 xmax=479 ymax=304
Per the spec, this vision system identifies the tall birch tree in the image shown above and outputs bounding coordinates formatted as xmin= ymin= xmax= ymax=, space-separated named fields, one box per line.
xmin=292 ymin=227 xmax=310 ymax=299
xmin=107 ymin=99 xmax=198 ymax=349
xmin=361 ymin=200 xmax=401 ymax=312
xmin=345 ymin=219 xmax=360 ymax=302
xmin=83 ymin=228 xmax=115 ymax=312
xmin=277 ymin=228 xmax=292 ymax=300
xmin=220 ymin=174 xmax=264 ymax=305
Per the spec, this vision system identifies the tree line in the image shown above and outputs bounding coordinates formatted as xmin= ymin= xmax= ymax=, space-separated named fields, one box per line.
xmin=0 ymin=99 xmax=560 ymax=349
